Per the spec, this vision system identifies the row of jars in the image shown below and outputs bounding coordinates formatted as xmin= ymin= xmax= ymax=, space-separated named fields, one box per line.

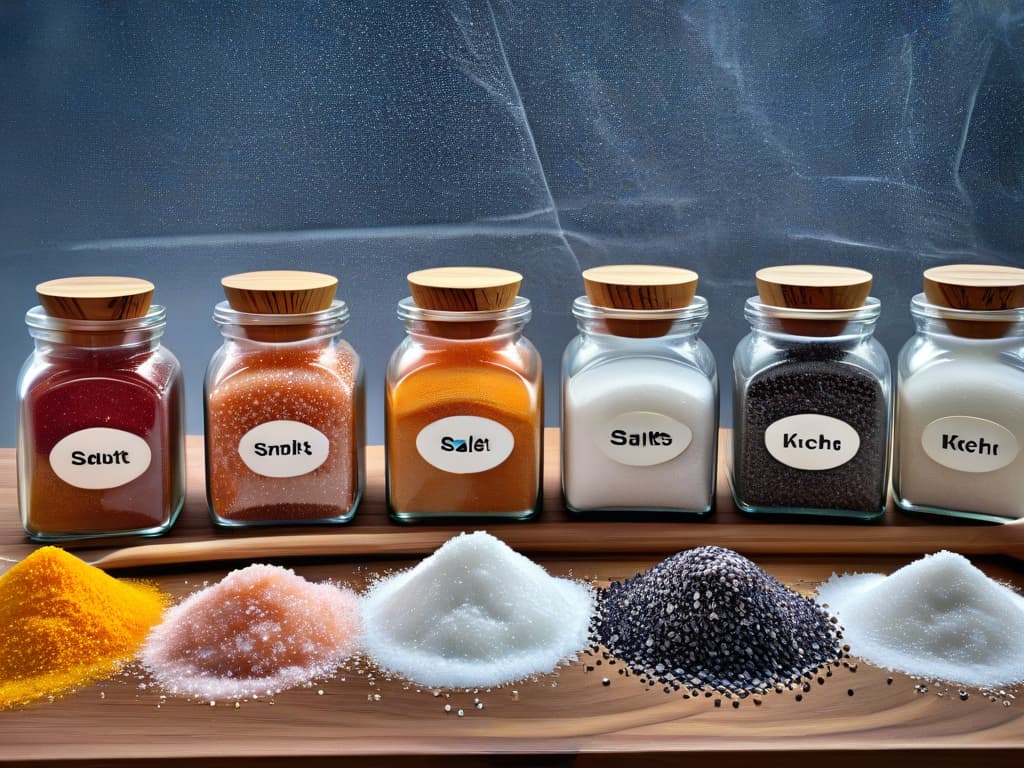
xmin=15 ymin=265 xmax=1024 ymax=541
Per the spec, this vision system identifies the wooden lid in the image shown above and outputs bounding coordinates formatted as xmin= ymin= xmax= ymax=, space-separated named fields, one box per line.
xmin=582 ymin=265 xmax=698 ymax=310
xmin=756 ymin=265 xmax=872 ymax=310
xmin=407 ymin=267 xmax=522 ymax=311
xmin=923 ymin=264 xmax=1024 ymax=311
xmin=36 ymin=276 xmax=155 ymax=320
xmin=222 ymin=270 xmax=338 ymax=314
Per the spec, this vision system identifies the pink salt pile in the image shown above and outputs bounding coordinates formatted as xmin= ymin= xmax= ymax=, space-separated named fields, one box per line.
xmin=141 ymin=564 xmax=360 ymax=700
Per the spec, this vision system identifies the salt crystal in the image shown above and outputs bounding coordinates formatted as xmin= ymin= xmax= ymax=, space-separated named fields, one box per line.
xmin=816 ymin=551 xmax=1024 ymax=687
xmin=141 ymin=564 xmax=360 ymax=700
xmin=361 ymin=531 xmax=594 ymax=688
xmin=596 ymin=546 xmax=839 ymax=696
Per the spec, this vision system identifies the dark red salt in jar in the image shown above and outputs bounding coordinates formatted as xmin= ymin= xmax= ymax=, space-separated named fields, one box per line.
xmin=17 ymin=278 xmax=185 ymax=541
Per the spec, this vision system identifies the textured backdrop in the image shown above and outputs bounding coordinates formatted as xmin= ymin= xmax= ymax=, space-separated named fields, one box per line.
xmin=2 ymin=1 xmax=1021 ymax=443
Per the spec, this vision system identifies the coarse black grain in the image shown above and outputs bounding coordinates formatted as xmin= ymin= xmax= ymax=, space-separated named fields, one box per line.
xmin=594 ymin=546 xmax=841 ymax=698
xmin=734 ymin=351 xmax=888 ymax=515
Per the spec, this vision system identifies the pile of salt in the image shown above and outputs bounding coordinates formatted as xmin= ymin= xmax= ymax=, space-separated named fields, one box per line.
xmin=141 ymin=564 xmax=360 ymax=700
xmin=816 ymin=551 xmax=1024 ymax=687
xmin=361 ymin=531 xmax=593 ymax=688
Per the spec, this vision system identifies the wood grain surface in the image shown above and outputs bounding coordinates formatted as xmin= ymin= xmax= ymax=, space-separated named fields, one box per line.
xmin=406 ymin=266 xmax=522 ymax=311
xmin=582 ymin=264 xmax=698 ymax=310
xmin=1 ymin=432 xmax=1023 ymax=766
xmin=755 ymin=265 xmax=873 ymax=309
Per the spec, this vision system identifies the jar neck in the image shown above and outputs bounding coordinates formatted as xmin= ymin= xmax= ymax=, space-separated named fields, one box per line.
xmin=910 ymin=293 xmax=1024 ymax=342
xmin=214 ymin=300 xmax=348 ymax=343
xmin=25 ymin=305 xmax=167 ymax=351
xmin=572 ymin=296 xmax=708 ymax=339
xmin=397 ymin=296 xmax=531 ymax=341
xmin=744 ymin=296 xmax=881 ymax=342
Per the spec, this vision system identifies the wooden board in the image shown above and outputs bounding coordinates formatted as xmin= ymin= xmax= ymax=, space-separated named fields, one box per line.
xmin=1 ymin=431 xmax=1023 ymax=766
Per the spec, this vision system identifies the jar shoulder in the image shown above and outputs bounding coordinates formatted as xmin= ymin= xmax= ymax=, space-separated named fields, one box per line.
xmin=734 ymin=333 xmax=890 ymax=383
xmin=19 ymin=344 xmax=183 ymax=397
xmin=388 ymin=336 xmax=541 ymax=388
xmin=207 ymin=338 xmax=360 ymax=390
xmin=563 ymin=333 xmax=716 ymax=380
xmin=899 ymin=333 xmax=1024 ymax=380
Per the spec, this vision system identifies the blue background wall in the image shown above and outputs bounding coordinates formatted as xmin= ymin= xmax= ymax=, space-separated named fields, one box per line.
xmin=2 ymin=1 xmax=1021 ymax=443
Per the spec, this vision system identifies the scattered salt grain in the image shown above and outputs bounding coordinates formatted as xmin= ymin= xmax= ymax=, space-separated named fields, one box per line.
xmin=141 ymin=564 xmax=360 ymax=700
xmin=816 ymin=550 xmax=1024 ymax=688
xmin=596 ymin=546 xmax=840 ymax=696
xmin=361 ymin=531 xmax=594 ymax=688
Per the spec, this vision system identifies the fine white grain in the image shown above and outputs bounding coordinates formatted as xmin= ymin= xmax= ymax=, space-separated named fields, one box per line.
xmin=361 ymin=531 xmax=594 ymax=688
xmin=816 ymin=551 xmax=1024 ymax=687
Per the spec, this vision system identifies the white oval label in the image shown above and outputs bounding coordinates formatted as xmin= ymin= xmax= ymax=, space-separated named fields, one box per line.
xmin=921 ymin=416 xmax=1019 ymax=473
xmin=238 ymin=420 xmax=330 ymax=478
xmin=764 ymin=414 xmax=861 ymax=471
xmin=598 ymin=411 xmax=693 ymax=467
xmin=416 ymin=416 xmax=515 ymax=474
xmin=49 ymin=428 xmax=152 ymax=489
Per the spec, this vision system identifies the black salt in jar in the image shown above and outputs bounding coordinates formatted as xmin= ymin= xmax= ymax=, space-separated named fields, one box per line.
xmin=730 ymin=267 xmax=892 ymax=520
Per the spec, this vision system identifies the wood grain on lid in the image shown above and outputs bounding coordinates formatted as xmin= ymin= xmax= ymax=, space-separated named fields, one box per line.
xmin=756 ymin=265 xmax=873 ymax=310
xmin=407 ymin=267 xmax=522 ymax=311
xmin=923 ymin=264 xmax=1024 ymax=311
xmin=222 ymin=270 xmax=338 ymax=314
xmin=36 ymin=276 xmax=155 ymax=320
xmin=582 ymin=265 xmax=698 ymax=310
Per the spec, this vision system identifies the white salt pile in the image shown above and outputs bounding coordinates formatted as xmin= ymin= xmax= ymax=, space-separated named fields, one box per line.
xmin=816 ymin=551 xmax=1024 ymax=687
xmin=361 ymin=531 xmax=594 ymax=688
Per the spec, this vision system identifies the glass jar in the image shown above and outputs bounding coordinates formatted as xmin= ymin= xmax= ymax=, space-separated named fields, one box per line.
xmin=893 ymin=295 xmax=1024 ymax=521
xmin=205 ymin=301 xmax=364 ymax=526
xmin=17 ymin=306 xmax=185 ymax=540
xmin=730 ymin=298 xmax=891 ymax=519
xmin=562 ymin=297 xmax=718 ymax=516
xmin=386 ymin=297 xmax=542 ymax=520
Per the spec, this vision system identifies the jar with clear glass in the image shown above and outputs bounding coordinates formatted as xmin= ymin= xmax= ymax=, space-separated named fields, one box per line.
xmin=561 ymin=265 xmax=717 ymax=516
xmin=893 ymin=265 xmax=1024 ymax=521
xmin=205 ymin=271 xmax=364 ymax=526
xmin=730 ymin=266 xmax=891 ymax=520
xmin=386 ymin=267 xmax=542 ymax=521
xmin=17 ymin=277 xmax=185 ymax=541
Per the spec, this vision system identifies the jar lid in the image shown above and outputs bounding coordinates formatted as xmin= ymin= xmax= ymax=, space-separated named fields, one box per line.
xmin=36 ymin=276 xmax=154 ymax=320
xmin=582 ymin=265 xmax=698 ymax=310
xmin=407 ymin=267 xmax=522 ymax=311
xmin=222 ymin=270 xmax=338 ymax=314
xmin=755 ymin=265 xmax=872 ymax=310
xmin=922 ymin=264 xmax=1024 ymax=311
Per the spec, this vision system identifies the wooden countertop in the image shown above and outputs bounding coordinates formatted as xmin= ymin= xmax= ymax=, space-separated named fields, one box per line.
xmin=0 ymin=430 xmax=1022 ymax=766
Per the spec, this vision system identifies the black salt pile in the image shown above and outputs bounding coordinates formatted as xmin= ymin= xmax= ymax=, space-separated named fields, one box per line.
xmin=595 ymin=546 xmax=841 ymax=697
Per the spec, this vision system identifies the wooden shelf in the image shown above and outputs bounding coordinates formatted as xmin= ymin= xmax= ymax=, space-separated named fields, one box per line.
xmin=0 ymin=430 xmax=1022 ymax=766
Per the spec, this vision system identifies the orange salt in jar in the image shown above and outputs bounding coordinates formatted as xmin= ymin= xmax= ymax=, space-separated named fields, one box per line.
xmin=204 ymin=271 xmax=364 ymax=526
xmin=386 ymin=267 xmax=542 ymax=521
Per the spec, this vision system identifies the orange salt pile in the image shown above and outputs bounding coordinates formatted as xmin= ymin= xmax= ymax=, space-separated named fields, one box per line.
xmin=141 ymin=564 xmax=360 ymax=700
xmin=0 ymin=546 xmax=167 ymax=708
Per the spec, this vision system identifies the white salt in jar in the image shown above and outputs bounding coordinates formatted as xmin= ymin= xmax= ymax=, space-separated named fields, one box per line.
xmin=561 ymin=266 xmax=718 ymax=516
xmin=893 ymin=265 xmax=1024 ymax=521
